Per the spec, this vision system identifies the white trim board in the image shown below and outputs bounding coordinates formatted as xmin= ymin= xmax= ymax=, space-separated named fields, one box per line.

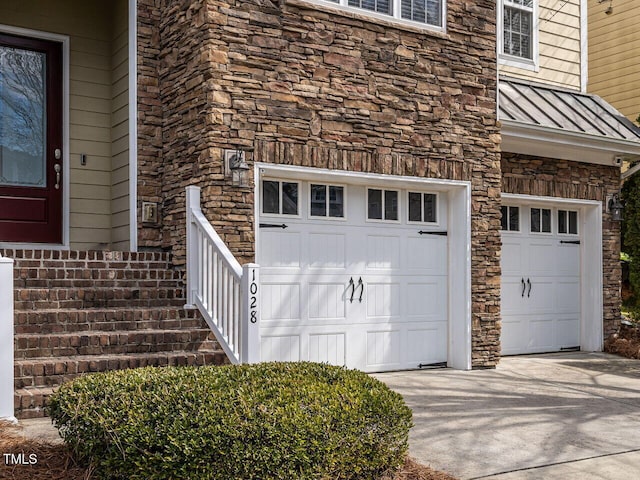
xmin=255 ymin=163 xmax=473 ymax=370
xmin=0 ymin=24 xmax=70 ymax=250
xmin=0 ymin=256 xmax=16 ymax=422
xmin=128 ymin=0 xmax=138 ymax=252
xmin=501 ymin=194 xmax=604 ymax=353
xmin=580 ymin=0 xmax=588 ymax=93
xmin=501 ymin=120 xmax=640 ymax=166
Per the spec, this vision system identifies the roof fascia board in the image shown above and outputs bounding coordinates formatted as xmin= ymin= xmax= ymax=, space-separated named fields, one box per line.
xmin=501 ymin=119 xmax=640 ymax=158
xmin=622 ymin=162 xmax=640 ymax=180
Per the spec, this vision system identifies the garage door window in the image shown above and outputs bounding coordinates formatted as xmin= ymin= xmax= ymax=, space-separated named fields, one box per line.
xmin=530 ymin=207 xmax=551 ymax=233
xmin=408 ymin=192 xmax=437 ymax=223
xmin=558 ymin=209 xmax=578 ymax=235
xmin=368 ymin=188 xmax=399 ymax=221
xmin=501 ymin=206 xmax=520 ymax=231
xmin=262 ymin=180 xmax=299 ymax=216
xmin=310 ymin=184 xmax=345 ymax=218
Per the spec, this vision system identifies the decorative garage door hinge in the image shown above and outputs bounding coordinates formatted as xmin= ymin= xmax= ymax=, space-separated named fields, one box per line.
xmin=259 ymin=223 xmax=288 ymax=229
xmin=418 ymin=231 xmax=447 ymax=236
xmin=418 ymin=362 xmax=447 ymax=369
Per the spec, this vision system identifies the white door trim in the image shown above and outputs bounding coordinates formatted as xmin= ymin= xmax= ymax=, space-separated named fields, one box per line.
xmin=0 ymin=24 xmax=70 ymax=250
xmin=254 ymin=163 xmax=473 ymax=370
xmin=501 ymin=193 xmax=603 ymax=352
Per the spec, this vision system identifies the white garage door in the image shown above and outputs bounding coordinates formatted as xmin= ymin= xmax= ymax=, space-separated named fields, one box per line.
xmin=258 ymin=177 xmax=449 ymax=372
xmin=501 ymin=204 xmax=581 ymax=355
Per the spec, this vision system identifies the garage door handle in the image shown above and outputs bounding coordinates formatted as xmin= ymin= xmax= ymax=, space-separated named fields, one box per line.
xmin=357 ymin=277 xmax=364 ymax=303
xmin=521 ymin=278 xmax=526 ymax=297
xmin=527 ymin=278 xmax=532 ymax=298
xmin=348 ymin=277 xmax=355 ymax=303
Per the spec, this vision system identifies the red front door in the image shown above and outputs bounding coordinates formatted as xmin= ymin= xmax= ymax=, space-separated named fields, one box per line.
xmin=0 ymin=33 xmax=63 ymax=244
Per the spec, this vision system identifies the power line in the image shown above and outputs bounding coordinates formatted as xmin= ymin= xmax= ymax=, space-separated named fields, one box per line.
xmin=540 ymin=0 xmax=571 ymax=25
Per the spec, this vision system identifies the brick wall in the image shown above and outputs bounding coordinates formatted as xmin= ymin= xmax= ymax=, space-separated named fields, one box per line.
xmin=501 ymin=153 xmax=622 ymax=338
xmin=138 ymin=0 xmax=502 ymax=366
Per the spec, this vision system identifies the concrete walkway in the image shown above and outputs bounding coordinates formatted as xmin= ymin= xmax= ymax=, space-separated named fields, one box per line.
xmin=377 ymin=352 xmax=640 ymax=480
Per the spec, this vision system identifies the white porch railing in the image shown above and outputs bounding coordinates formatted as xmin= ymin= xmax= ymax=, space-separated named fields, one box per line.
xmin=185 ymin=186 xmax=260 ymax=364
xmin=0 ymin=254 xmax=16 ymax=422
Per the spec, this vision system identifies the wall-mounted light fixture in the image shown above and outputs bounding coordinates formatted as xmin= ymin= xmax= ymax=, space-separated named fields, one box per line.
xmin=224 ymin=148 xmax=251 ymax=187
xmin=607 ymin=193 xmax=624 ymax=222
xmin=598 ymin=0 xmax=613 ymax=15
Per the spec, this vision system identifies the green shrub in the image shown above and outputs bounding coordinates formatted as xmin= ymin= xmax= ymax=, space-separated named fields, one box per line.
xmin=48 ymin=362 xmax=412 ymax=480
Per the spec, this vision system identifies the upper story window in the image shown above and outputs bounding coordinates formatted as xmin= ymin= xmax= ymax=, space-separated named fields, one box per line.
xmin=322 ymin=0 xmax=445 ymax=29
xmin=500 ymin=0 xmax=537 ymax=70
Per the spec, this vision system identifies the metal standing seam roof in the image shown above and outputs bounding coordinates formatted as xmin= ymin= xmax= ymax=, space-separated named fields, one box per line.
xmin=498 ymin=78 xmax=640 ymax=143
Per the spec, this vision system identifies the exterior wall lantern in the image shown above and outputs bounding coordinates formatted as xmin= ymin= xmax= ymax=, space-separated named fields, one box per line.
xmin=607 ymin=194 xmax=624 ymax=222
xmin=225 ymin=149 xmax=251 ymax=187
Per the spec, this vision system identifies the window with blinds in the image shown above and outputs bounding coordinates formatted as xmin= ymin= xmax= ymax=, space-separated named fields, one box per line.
xmin=503 ymin=0 xmax=534 ymax=59
xmin=322 ymin=0 xmax=444 ymax=28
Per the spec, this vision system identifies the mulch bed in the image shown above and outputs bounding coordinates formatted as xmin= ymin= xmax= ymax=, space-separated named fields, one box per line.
xmin=0 ymin=423 xmax=90 ymax=480
xmin=382 ymin=458 xmax=458 ymax=480
xmin=0 ymin=422 xmax=456 ymax=480
xmin=604 ymin=321 xmax=640 ymax=359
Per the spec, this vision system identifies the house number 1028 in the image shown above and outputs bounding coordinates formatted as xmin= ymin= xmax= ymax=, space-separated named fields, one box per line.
xmin=249 ymin=269 xmax=258 ymax=324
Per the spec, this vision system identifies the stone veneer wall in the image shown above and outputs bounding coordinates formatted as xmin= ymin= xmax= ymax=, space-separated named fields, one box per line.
xmin=137 ymin=0 xmax=164 ymax=248
xmin=501 ymin=153 xmax=622 ymax=339
xmin=138 ymin=0 xmax=502 ymax=367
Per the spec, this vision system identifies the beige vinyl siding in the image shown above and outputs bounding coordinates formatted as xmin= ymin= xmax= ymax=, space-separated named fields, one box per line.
xmin=0 ymin=1 xmax=131 ymax=250
xmin=588 ymin=0 xmax=640 ymax=122
xmin=111 ymin=0 xmax=130 ymax=250
xmin=500 ymin=0 xmax=582 ymax=90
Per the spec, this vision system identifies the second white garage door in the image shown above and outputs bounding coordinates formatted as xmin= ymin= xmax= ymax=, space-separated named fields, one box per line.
xmin=258 ymin=177 xmax=449 ymax=372
xmin=501 ymin=203 xmax=581 ymax=355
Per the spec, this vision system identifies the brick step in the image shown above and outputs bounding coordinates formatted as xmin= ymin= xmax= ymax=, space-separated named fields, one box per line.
xmin=3 ymin=249 xmax=171 ymax=263
xmin=14 ymin=267 xmax=181 ymax=288
xmin=14 ymin=287 xmax=185 ymax=310
xmin=15 ymin=350 xmax=228 ymax=390
xmin=15 ymin=277 xmax=183 ymax=289
xmin=6 ymin=249 xmax=180 ymax=288
xmin=15 ymin=286 xmax=184 ymax=302
xmin=15 ymin=307 xmax=204 ymax=334
xmin=14 ymin=386 xmax=56 ymax=420
xmin=15 ymin=329 xmax=219 ymax=359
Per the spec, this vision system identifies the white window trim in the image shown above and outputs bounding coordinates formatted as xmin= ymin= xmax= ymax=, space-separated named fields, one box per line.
xmin=557 ymin=209 xmax=579 ymax=236
xmin=406 ymin=191 xmax=440 ymax=226
xmin=529 ymin=207 xmax=553 ymax=235
xmin=261 ymin=179 xmax=302 ymax=218
xmin=297 ymin=0 xmax=446 ymax=34
xmin=500 ymin=205 xmax=521 ymax=233
xmin=497 ymin=0 xmax=539 ymax=72
xmin=366 ymin=188 xmax=401 ymax=223
xmin=308 ymin=183 xmax=348 ymax=221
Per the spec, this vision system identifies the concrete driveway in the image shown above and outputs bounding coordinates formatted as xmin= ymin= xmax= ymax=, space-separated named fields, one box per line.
xmin=377 ymin=352 xmax=640 ymax=480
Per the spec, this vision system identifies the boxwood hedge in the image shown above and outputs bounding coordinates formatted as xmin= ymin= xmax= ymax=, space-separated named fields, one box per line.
xmin=48 ymin=362 xmax=413 ymax=480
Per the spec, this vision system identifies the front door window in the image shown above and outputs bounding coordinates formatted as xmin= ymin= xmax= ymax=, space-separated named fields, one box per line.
xmin=0 ymin=45 xmax=47 ymax=187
